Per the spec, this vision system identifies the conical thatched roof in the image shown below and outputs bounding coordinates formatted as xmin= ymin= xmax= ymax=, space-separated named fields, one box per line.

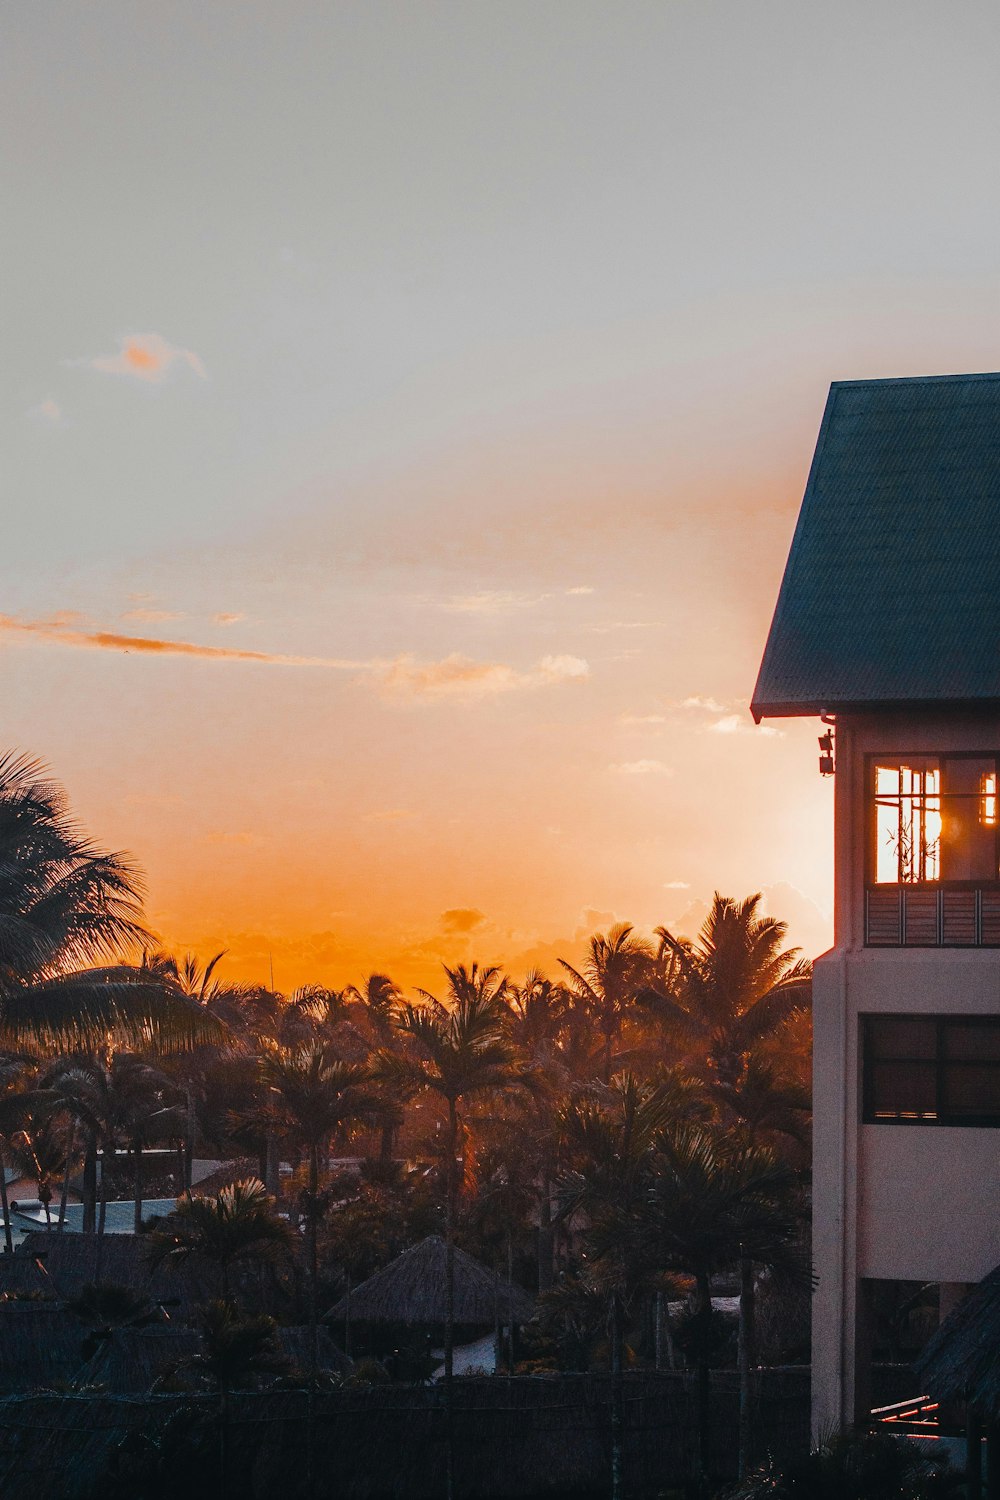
xmin=327 ymin=1236 xmax=534 ymax=1327
xmin=0 ymin=1301 xmax=86 ymax=1392
xmin=915 ymin=1264 xmax=1000 ymax=1414
xmin=74 ymin=1326 xmax=201 ymax=1393
xmin=276 ymin=1325 xmax=353 ymax=1377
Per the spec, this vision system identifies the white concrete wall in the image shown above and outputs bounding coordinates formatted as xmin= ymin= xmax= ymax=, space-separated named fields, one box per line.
xmin=812 ymin=710 xmax=1000 ymax=1438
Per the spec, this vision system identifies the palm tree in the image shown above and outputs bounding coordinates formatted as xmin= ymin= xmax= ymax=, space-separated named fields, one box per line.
xmin=647 ymin=894 xmax=810 ymax=1091
xmin=0 ymin=1060 xmax=53 ymax=1250
xmin=183 ymin=1299 xmax=288 ymax=1499
xmin=147 ymin=1177 xmax=294 ymax=1301
xmin=645 ymin=1122 xmax=805 ymax=1483
xmin=0 ymin=753 xmax=224 ymax=1052
xmin=557 ymin=1074 xmax=679 ymax=1500
xmin=260 ymin=1046 xmax=378 ymax=1372
xmin=347 ymin=972 xmax=401 ymax=1041
xmin=394 ymin=977 xmax=520 ymax=1500
xmin=559 ymin=925 xmax=655 ymax=1083
xmin=9 ymin=1104 xmax=65 ymax=1228
xmin=109 ymin=1055 xmax=186 ymax=1231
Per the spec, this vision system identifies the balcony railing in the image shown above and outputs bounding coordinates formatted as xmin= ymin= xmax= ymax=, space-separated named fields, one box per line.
xmin=866 ymin=885 xmax=1000 ymax=946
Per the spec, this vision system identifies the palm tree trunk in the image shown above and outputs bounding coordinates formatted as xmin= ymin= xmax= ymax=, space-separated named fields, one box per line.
xmin=654 ymin=1291 xmax=664 ymax=1372
xmin=219 ymin=1382 xmax=229 ymax=1500
xmin=185 ymin=1087 xmax=196 ymax=1191
xmin=264 ymin=1128 xmax=280 ymax=1198
xmin=133 ymin=1141 xmax=143 ymax=1235
xmin=307 ymin=1143 xmax=319 ymax=1377
xmin=738 ymin=1255 xmax=756 ymax=1479
xmin=95 ymin=1144 xmax=109 ymax=1280
xmin=506 ymin=1225 xmax=514 ymax=1376
xmin=82 ymin=1138 xmax=97 ymax=1234
xmin=444 ymin=1098 xmax=458 ymax=1500
xmin=694 ymin=1270 xmax=712 ymax=1484
xmin=58 ymin=1120 xmax=76 ymax=1231
xmin=609 ymin=1290 xmax=625 ymax=1500
xmin=0 ymin=1144 xmax=12 ymax=1253
xmin=537 ymin=1172 xmax=553 ymax=1292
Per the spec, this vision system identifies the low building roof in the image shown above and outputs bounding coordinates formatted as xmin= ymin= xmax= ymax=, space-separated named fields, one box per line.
xmin=752 ymin=372 xmax=1000 ymax=720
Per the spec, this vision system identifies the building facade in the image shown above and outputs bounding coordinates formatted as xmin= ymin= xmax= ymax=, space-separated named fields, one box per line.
xmin=753 ymin=372 xmax=1000 ymax=1437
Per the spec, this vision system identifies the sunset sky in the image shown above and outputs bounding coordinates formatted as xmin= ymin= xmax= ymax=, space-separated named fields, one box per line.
xmin=5 ymin=2 xmax=1000 ymax=990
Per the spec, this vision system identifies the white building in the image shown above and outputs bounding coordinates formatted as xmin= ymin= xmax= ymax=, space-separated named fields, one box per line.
xmin=752 ymin=372 xmax=1000 ymax=1439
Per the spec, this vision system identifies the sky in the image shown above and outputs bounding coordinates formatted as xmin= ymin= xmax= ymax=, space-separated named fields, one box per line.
xmin=4 ymin=1 xmax=1000 ymax=991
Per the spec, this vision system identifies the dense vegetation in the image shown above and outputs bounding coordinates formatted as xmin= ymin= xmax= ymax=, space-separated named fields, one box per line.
xmin=0 ymin=752 xmax=820 ymax=1493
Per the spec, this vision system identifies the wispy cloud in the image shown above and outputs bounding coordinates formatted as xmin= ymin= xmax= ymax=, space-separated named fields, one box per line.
xmin=663 ymin=880 xmax=690 ymax=889
xmin=213 ymin=612 xmax=245 ymax=626
xmin=443 ymin=590 xmax=534 ymax=615
xmin=619 ymin=713 xmax=667 ymax=726
xmin=74 ymin=333 xmax=207 ymax=384
xmin=0 ymin=614 xmax=360 ymax=668
xmin=0 ymin=613 xmax=589 ymax=700
xmin=610 ymin=759 xmax=674 ymax=776
xmin=376 ymin=652 xmax=589 ymax=700
xmin=437 ymin=586 xmax=597 ymax=615
xmin=709 ymin=714 xmax=782 ymax=739
xmin=682 ymin=695 xmax=727 ymax=713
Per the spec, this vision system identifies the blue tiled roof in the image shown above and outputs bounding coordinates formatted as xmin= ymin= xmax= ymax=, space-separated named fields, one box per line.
xmin=752 ymin=372 xmax=1000 ymax=718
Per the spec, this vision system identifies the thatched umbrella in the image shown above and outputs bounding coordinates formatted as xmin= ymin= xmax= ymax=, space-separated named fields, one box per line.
xmin=915 ymin=1264 xmax=1000 ymax=1496
xmin=327 ymin=1235 xmax=534 ymax=1330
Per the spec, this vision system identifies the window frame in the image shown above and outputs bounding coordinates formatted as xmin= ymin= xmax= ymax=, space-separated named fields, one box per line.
xmin=866 ymin=751 xmax=1000 ymax=889
xmin=862 ymin=1013 xmax=1000 ymax=1127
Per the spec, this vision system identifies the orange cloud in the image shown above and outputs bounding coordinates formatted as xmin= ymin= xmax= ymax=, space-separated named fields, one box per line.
xmin=0 ymin=614 xmax=358 ymax=667
xmin=440 ymin=908 xmax=487 ymax=934
xmin=80 ymin=333 xmax=207 ymax=384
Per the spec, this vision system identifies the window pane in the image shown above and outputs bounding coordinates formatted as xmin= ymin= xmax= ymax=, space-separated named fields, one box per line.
xmin=941 ymin=1064 xmax=1000 ymax=1117
xmin=868 ymin=1062 xmax=937 ymax=1118
xmin=941 ymin=759 xmax=998 ymax=881
xmin=873 ymin=763 xmax=941 ymax=883
xmin=943 ymin=1021 xmax=1000 ymax=1062
xmin=867 ymin=1017 xmax=936 ymax=1060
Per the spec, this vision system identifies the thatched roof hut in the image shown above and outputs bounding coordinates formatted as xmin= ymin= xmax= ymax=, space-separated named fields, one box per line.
xmin=276 ymin=1325 xmax=353 ymax=1377
xmin=74 ymin=1326 xmax=202 ymax=1393
xmin=0 ymin=1301 xmax=87 ymax=1392
xmin=328 ymin=1236 xmax=534 ymax=1327
xmin=914 ymin=1265 xmax=1000 ymax=1414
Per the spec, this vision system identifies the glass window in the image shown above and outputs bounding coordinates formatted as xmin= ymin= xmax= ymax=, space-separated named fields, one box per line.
xmin=863 ymin=1015 xmax=1000 ymax=1125
xmin=872 ymin=758 xmax=999 ymax=884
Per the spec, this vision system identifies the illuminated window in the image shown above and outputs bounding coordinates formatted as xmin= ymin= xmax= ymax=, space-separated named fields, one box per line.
xmin=863 ymin=1015 xmax=1000 ymax=1126
xmin=871 ymin=758 xmax=1000 ymax=884
xmin=874 ymin=763 xmax=940 ymax=883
